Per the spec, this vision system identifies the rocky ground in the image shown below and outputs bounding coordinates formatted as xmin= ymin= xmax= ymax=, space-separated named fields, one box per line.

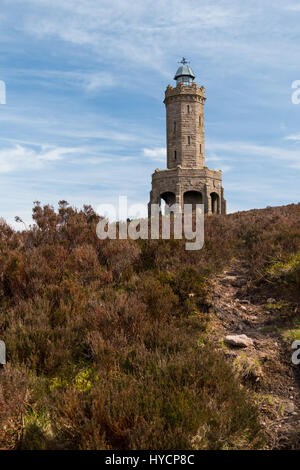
xmin=210 ymin=260 xmax=300 ymax=449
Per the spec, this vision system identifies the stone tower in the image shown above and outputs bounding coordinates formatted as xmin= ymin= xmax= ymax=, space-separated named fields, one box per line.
xmin=149 ymin=58 xmax=226 ymax=215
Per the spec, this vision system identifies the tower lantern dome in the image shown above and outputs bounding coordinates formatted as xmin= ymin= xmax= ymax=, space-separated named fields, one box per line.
xmin=174 ymin=57 xmax=195 ymax=85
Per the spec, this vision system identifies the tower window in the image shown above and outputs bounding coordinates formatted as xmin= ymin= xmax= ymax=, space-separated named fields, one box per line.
xmin=199 ymin=116 xmax=201 ymax=126
xmin=200 ymin=144 xmax=202 ymax=153
xmin=174 ymin=150 xmax=177 ymax=160
xmin=187 ymin=105 xmax=190 ymax=113
xmin=188 ymin=136 xmax=191 ymax=145
xmin=174 ymin=121 xmax=176 ymax=132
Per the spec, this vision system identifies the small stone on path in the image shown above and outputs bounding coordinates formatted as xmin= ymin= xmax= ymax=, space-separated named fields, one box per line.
xmin=225 ymin=334 xmax=254 ymax=348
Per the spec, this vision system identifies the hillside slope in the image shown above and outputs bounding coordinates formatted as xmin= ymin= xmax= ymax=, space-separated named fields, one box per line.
xmin=211 ymin=260 xmax=300 ymax=449
xmin=0 ymin=201 xmax=299 ymax=449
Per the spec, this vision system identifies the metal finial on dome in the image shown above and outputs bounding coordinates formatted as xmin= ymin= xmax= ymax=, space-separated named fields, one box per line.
xmin=179 ymin=57 xmax=189 ymax=65
xmin=174 ymin=57 xmax=195 ymax=85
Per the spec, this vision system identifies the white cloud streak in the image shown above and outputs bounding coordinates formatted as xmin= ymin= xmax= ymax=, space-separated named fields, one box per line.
xmin=0 ymin=144 xmax=85 ymax=173
xmin=143 ymin=147 xmax=166 ymax=161
xmin=285 ymin=134 xmax=300 ymax=142
xmin=207 ymin=141 xmax=300 ymax=167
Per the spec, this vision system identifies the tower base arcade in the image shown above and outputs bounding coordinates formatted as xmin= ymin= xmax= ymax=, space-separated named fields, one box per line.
xmin=149 ymin=166 xmax=226 ymax=215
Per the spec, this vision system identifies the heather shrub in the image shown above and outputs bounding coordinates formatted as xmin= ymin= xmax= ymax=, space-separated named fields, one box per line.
xmin=140 ymin=277 xmax=179 ymax=320
xmin=46 ymin=344 xmax=262 ymax=450
xmin=0 ymin=364 xmax=30 ymax=448
xmin=100 ymin=239 xmax=141 ymax=282
xmin=1 ymin=201 xmax=299 ymax=449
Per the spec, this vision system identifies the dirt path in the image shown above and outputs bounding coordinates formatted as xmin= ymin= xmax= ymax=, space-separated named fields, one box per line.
xmin=210 ymin=260 xmax=300 ymax=449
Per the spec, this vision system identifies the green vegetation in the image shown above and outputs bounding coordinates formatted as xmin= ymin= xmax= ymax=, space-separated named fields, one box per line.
xmin=265 ymin=252 xmax=300 ymax=299
xmin=0 ymin=201 xmax=300 ymax=449
xmin=266 ymin=252 xmax=300 ymax=278
xmin=282 ymin=325 xmax=300 ymax=343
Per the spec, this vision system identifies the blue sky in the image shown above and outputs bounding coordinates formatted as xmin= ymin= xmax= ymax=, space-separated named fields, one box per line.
xmin=0 ymin=0 xmax=300 ymax=227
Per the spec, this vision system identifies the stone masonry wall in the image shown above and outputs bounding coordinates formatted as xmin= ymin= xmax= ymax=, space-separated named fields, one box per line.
xmin=164 ymin=82 xmax=206 ymax=170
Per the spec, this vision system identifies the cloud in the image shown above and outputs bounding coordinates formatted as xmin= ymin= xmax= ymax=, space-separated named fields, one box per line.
xmin=6 ymin=0 xmax=297 ymax=81
xmin=24 ymin=70 xmax=116 ymax=92
xmin=285 ymin=134 xmax=300 ymax=142
xmin=207 ymin=141 xmax=300 ymax=167
xmin=0 ymin=144 xmax=85 ymax=173
xmin=6 ymin=0 xmax=248 ymax=77
xmin=206 ymin=154 xmax=222 ymax=162
xmin=283 ymin=4 xmax=300 ymax=12
xmin=0 ymin=104 xmax=158 ymax=147
xmin=83 ymin=72 xmax=116 ymax=91
xmin=143 ymin=147 xmax=166 ymax=161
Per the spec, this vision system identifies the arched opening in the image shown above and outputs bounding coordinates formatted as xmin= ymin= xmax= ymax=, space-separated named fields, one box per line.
xmin=183 ymin=191 xmax=203 ymax=211
xmin=160 ymin=191 xmax=176 ymax=215
xmin=211 ymin=192 xmax=220 ymax=214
